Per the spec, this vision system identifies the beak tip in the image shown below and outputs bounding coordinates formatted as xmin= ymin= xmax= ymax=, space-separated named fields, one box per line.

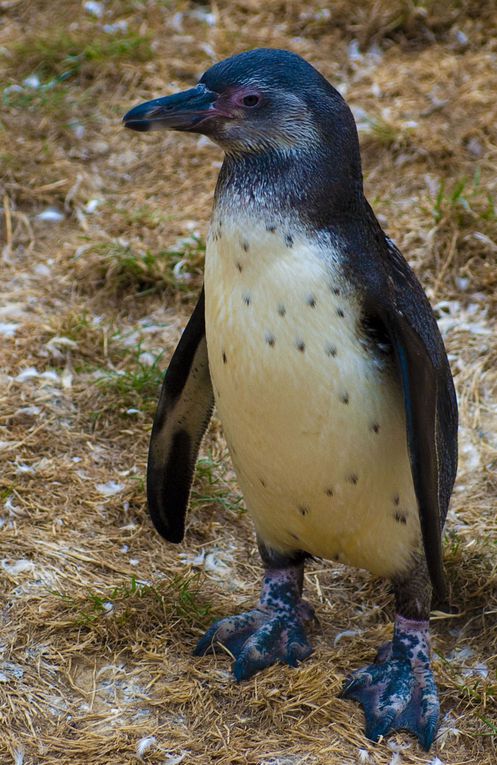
xmin=123 ymin=118 xmax=151 ymax=132
xmin=122 ymin=85 xmax=217 ymax=134
xmin=122 ymin=103 xmax=152 ymax=131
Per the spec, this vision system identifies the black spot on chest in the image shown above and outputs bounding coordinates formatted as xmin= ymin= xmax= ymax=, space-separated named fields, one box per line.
xmin=325 ymin=343 xmax=337 ymax=357
xmin=265 ymin=332 xmax=275 ymax=347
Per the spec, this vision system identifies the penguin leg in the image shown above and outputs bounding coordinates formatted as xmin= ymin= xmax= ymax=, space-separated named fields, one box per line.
xmin=194 ymin=545 xmax=314 ymax=680
xmin=341 ymin=555 xmax=439 ymax=751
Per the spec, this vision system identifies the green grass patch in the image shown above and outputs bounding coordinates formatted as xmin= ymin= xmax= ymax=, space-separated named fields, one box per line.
xmin=52 ymin=573 xmax=211 ymax=628
xmin=362 ymin=114 xmax=416 ymax=150
xmin=453 ymin=674 xmax=497 ymax=709
xmin=479 ymin=715 xmax=497 ymax=736
xmin=2 ymin=73 xmax=95 ymax=134
xmin=120 ymin=204 xmax=171 ymax=229
xmin=0 ymin=487 xmax=14 ymax=503
xmin=7 ymin=30 xmax=153 ymax=81
xmin=44 ymin=311 xmax=126 ymax=372
xmin=1 ymin=30 xmax=151 ymax=126
xmin=3 ymin=82 xmax=68 ymax=111
xmin=54 ymin=311 xmax=95 ymax=343
xmin=192 ymin=454 xmax=245 ymax=514
xmin=369 ymin=116 xmax=412 ymax=148
xmin=72 ymin=237 xmax=205 ymax=297
xmin=429 ymin=171 xmax=496 ymax=226
xmin=96 ymin=345 xmax=165 ymax=405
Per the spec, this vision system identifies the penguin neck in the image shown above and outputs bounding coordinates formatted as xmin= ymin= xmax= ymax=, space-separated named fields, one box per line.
xmin=214 ymin=144 xmax=366 ymax=230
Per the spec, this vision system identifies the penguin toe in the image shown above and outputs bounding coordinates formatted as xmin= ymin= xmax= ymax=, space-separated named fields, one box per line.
xmin=341 ymin=654 xmax=439 ymax=751
xmin=194 ymin=609 xmax=313 ymax=679
xmin=233 ymin=614 xmax=313 ymax=680
xmin=193 ymin=609 xmax=265 ymax=658
xmin=284 ymin=621 xmax=314 ymax=666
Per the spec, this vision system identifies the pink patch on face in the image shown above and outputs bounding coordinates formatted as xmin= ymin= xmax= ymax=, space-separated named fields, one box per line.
xmin=229 ymin=87 xmax=263 ymax=109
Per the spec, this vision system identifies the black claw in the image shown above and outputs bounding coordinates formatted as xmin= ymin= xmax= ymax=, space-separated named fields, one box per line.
xmin=193 ymin=630 xmax=217 ymax=656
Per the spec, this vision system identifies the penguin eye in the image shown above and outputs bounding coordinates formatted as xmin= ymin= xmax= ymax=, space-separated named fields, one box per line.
xmin=242 ymin=94 xmax=260 ymax=107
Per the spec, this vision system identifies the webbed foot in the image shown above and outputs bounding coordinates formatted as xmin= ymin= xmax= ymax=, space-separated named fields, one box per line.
xmin=341 ymin=616 xmax=439 ymax=751
xmin=194 ymin=566 xmax=314 ymax=680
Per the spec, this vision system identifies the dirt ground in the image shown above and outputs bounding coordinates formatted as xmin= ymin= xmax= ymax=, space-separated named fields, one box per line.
xmin=1 ymin=1 xmax=496 ymax=763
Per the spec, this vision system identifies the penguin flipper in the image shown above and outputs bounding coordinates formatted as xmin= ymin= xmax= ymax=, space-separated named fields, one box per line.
xmin=382 ymin=311 xmax=447 ymax=599
xmin=147 ymin=287 xmax=214 ymax=542
xmin=366 ymin=237 xmax=458 ymax=600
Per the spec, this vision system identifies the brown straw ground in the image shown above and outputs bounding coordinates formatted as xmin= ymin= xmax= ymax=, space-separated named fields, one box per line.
xmin=1 ymin=1 xmax=496 ymax=763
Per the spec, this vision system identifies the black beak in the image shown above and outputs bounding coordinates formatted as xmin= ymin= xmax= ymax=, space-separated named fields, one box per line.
xmin=123 ymin=84 xmax=221 ymax=132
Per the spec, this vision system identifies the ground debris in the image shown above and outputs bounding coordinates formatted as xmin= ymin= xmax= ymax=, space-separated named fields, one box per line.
xmin=0 ymin=1 xmax=496 ymax=763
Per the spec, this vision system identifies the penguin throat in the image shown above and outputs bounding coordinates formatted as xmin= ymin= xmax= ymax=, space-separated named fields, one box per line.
xmin=214 ymin=146 xmax=365 ymax=228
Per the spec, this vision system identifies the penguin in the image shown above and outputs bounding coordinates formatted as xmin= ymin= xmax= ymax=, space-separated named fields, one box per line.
xmin=123 ymin=48 xmax=458 ymax=751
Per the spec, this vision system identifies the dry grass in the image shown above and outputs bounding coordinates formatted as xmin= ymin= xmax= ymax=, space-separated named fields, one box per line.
xmin=1 ymin=1 xmax=496 ymax=763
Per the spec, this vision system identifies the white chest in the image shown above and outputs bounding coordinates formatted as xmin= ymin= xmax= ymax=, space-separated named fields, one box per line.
xmin=204 ymin=215 xmax=420 ymax=578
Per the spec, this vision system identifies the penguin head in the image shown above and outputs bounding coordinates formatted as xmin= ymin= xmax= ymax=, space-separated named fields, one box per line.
xmin=123 ymin=48 xmax=358 ymax=158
